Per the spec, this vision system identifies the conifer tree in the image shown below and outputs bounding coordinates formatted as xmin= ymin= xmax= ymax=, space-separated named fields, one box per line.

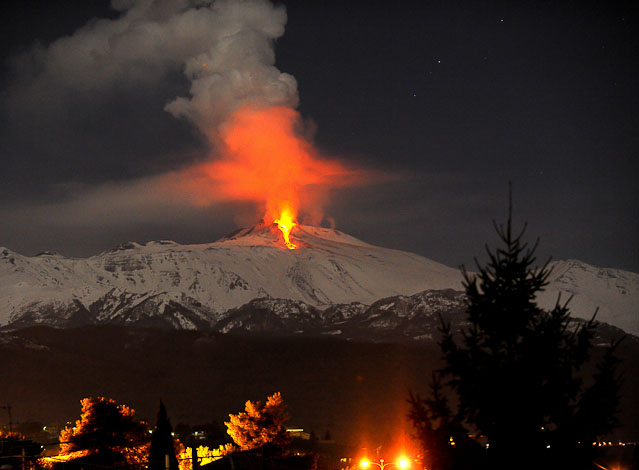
xmin=409 ymin=198 xmax=622 ymax=470
xmin=408 ymin=374 xmax=478 ymax=470
xmin=149 ymin=401 xmax=179 ymax=470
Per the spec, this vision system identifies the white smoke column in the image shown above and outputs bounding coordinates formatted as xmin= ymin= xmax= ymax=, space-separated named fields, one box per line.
xmin=9 ymin=0 xmax=297 ymax=132
xmin=165 ymin=0 xmax=299 ymax=130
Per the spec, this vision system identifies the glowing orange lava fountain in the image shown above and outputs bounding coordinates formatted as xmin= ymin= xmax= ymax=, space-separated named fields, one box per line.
xmin=200 ymin=106 xmax=358 ymax=249
xmin=273 ymin=204 xmax=297 ymax=249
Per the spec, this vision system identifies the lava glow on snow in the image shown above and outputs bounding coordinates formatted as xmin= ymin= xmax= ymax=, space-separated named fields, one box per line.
xmin=199 ymin=106 xmax=359 ymax=250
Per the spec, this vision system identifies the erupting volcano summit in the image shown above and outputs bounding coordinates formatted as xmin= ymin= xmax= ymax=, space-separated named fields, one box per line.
xmin=185 ymin=106 xmax=366 ymax=251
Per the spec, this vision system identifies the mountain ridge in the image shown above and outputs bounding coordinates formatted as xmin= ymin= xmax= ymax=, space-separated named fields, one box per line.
xmin=1 ymin=225 xmax=637 ymax=335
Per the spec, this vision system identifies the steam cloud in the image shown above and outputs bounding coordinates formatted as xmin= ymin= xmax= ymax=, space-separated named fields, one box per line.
xmin=164 ymin=2 xmax=299 ymax=130
xmin=10 ymin=0 xmax=297 ymax=130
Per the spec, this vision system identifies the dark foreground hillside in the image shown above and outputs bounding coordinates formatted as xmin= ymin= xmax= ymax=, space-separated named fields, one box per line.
xmin=0 ymin=325 xmax=637 ymax=447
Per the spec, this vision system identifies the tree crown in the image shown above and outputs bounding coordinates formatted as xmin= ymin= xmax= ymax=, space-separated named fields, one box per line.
xmin=225 ymin=392 xmax=290 ymax=451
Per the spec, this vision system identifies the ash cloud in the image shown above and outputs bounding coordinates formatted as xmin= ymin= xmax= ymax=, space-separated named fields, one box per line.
xmin=0 ymin=0 xmax=305 ymax=254
xmin=0 ymin=0 xmax=297 ymax=199
xmin=14 ymin=0 xmax=296 ymax=113
xmin=165 ymin=4 xmax=298 ymax=130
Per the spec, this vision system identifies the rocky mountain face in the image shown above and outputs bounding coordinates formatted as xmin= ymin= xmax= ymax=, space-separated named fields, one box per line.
xmin=1 ymin=224 xmax=637 ymax=337
xmin=214 ymin=289 xmax=468 ymax=343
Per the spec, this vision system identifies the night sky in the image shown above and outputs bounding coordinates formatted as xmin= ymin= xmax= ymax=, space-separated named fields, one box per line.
xmin=0 ymin=0 xmax=637 ymax=271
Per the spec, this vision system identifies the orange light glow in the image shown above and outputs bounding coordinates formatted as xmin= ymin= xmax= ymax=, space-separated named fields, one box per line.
xmin=360 ymin=459 xmax=370 ymax=468
xmin=397 ymin=457 xmax=410 ymax=468
xmin=159 ymin=106 xmax=382 ymax=249
xmin=186 ymin=106 xmax=365 ymax=248
xmin=209 ymin=106 xmax=345 ymax=238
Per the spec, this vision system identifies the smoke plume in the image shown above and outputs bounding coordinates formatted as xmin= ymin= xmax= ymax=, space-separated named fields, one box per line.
xmin=1 ymin=0 xmax=371 ymax=242
xmin=9 ymin=0 xmax=296 ymax=128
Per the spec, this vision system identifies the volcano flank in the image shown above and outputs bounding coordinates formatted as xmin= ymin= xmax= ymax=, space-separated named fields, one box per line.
xmin=0 ymin=225 xmax=637 ymax=336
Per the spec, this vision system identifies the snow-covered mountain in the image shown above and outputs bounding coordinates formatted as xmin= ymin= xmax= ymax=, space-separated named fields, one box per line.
xmin=0 ymin=224 xmax=462 ymax=329
xmin=538 ymin=259 xmax=639 ymax=336
xmin=1 ymin=224 xmax=637 ymax=336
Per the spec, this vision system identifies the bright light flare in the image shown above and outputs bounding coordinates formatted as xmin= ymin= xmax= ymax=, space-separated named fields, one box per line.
xmin=360 ymin=460 xmax=370 ymax=468
xmin=397 ymin=458 xmax=410 ymax=468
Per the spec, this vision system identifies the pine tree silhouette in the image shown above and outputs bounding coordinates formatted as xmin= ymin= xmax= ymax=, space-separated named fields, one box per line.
xmin=149 ymin=401 xmax=179 ymax=470
xmin=409 ymin=193 xmax=622 ymax=470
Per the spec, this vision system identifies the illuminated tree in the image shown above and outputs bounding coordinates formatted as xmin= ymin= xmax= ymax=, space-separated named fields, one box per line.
xmin=58 ymin=396 xmax=150 ymax=469
xmin=224 ymin=392 xmax=291 ymax=451
xmin=409 ymin=201 xmax=622 ymax=470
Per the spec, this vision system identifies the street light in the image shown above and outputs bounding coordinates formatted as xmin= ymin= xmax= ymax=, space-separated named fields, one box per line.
xmin=360 ymin=457 xmax=410 ymax=469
